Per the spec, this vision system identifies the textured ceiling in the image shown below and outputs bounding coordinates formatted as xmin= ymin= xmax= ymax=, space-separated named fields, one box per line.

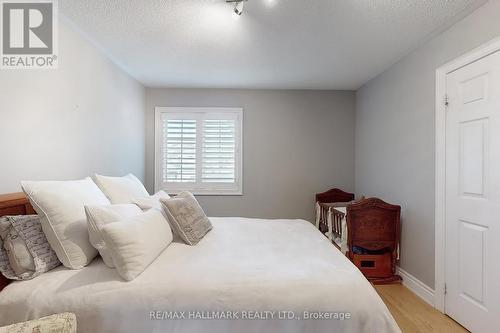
xmin=60 ymin=0 xmax=487 ymax=89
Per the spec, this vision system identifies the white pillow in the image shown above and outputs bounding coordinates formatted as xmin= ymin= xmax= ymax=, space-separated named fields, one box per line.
xmin=84 ymin=204 xmax=142 ymax=267
xmin=94 ymin=174 xmax=149 ymax=204
xmin=101 ymin=209 xmax=173 ymax=281
xmin=21 ymin=178 xmax=110 ymax=269
xmin=133 ymin=190 xmax=171 ymax=211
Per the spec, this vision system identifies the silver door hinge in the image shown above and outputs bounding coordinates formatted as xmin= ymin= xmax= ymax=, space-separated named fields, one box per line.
xmin=444 ymin=283 xmax=447 ymax=295
xmin=444 ymin=95 xmax=449 ymax=107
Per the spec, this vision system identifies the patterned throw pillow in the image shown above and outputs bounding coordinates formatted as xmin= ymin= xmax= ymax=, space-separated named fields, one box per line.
xmin=0 ymin=312 xmax=77 ymax=333
xmin=160 ymin=192 xmax=212 ymax=245
xmin=0 ymin=215 xmax=60 ymax=280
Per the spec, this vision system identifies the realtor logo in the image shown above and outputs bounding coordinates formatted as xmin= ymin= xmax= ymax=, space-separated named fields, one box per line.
xmin=1 ymin=0 xmax=58 ymax=69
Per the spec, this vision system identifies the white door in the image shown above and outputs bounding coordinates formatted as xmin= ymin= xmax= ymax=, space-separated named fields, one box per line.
xmin=445 ymin=50 xmax=500 ymax=332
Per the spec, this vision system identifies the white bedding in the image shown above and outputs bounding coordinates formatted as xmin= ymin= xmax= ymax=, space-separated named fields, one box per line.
xmin=0 ymin=217 xmax=400 ymax=333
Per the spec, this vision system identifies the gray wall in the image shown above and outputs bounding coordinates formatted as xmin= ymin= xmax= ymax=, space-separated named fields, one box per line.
xmin=146 ymin=89 xmax=355 ymax=221
xmin=0 ymin=20 xmax=145 ymax=192
xmin=354 ymin=0 xmax=500 ymax=288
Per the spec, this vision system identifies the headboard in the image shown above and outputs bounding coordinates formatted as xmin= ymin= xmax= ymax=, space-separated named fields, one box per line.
xmin=315 ymin=188 xmax=355 ymax=204
xmin=0 ymin=192 xmax=35 ymax=291
xmin=346 ymin=197 xmax=401 ymax=253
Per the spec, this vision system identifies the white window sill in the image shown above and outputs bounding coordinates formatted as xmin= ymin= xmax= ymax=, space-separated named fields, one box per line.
xmin=167 ymin=191 xmax=243 ymax=196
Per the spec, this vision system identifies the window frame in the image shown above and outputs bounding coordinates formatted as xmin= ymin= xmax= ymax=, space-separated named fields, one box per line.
xmin=154 ymin=107 xmax=243 ymax=196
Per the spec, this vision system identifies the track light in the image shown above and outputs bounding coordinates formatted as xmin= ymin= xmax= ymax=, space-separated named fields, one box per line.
xmin=234 ymin=1 xmax=244 ymax=15
xmin=226 ymin=0 xmax=247 ymax=16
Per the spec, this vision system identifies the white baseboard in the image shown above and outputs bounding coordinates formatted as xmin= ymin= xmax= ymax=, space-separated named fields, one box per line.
xmin=396 ymin=267 xmax=435 ymax=307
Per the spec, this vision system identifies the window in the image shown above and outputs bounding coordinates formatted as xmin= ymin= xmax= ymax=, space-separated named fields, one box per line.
xmin=155 ymin=107 xmax=243 ymax=195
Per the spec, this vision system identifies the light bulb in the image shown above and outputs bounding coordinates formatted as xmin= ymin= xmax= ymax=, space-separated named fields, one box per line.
xmin=234 ymin=1 xmax=244 ymax=15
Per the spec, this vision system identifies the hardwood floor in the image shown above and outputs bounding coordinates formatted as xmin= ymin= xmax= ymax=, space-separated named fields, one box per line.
xmin=375 ymin=284 xmax=469 ymax=333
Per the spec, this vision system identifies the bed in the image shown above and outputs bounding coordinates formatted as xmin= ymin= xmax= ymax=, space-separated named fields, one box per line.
xmin=0 ymin=193 xmax=400 ymax=333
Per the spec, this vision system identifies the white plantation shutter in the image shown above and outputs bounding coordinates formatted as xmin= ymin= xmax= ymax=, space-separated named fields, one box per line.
xmin=155 ymin=108 xmax=242 ymax=195
xmin=203 ymin=119 xmax=236 ymax=183
xmin=164 ymin=119 xmax=196 ymax=183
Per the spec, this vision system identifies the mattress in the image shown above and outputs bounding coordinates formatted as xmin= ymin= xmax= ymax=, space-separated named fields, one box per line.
xmin=0 ymin=217 xmax=400 ymax=333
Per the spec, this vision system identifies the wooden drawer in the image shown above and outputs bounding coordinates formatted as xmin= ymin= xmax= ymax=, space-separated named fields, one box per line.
xmin=352 ymin=253 xmax=392 ymax=278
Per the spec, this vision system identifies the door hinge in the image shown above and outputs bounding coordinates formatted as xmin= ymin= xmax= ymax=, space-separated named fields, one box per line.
xmin=444 ymin=95 xmax=449 ymax=107
xmin=444 ymin=283 xmax=447 ymax=295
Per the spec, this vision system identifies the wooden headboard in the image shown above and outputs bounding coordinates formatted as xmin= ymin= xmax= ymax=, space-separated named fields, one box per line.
xmin=0 ymin=193 xmax=35 ymax=291
xmin=346 ymin=197 xmax=401 ymax=253
xmin=315 ymin=188 xmax=355 ymax=204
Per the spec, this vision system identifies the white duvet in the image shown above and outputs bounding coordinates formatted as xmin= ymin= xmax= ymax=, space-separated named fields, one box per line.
xmin=0 ymin=217 xmax=400 ymax=333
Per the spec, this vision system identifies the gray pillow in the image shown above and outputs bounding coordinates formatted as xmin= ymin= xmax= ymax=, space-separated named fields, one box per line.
xmin=0 ymin=215 xmax=60 ymax=280
xmin=160 ymin=192 xmax=212 ymax=245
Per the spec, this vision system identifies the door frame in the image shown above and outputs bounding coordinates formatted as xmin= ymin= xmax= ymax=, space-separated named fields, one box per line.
xmin=435 ymin=35 xmax=500 ymax=312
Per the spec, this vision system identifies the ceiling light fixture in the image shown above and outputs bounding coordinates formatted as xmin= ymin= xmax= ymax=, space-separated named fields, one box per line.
xmin=226 ymin=0 xmax=247 ymax=16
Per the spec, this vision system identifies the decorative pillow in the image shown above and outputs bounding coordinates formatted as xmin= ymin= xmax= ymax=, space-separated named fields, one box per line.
xmin=0 ymin=312 xmax=77 ymax=333
xmin=133 ymin=190 xmax=171 ymax=211
xmin=160 ymin=192 xmax=212 ymax=246
xmin=93 ymin=174 xmax=149 ymax=204
xmin=0 ymin=215 xmax=60 ymax=280
xmin=21 ymin=178 xmax=111 ymax=269
xmin=0 ymin=218 xmax=34 ymax=278
xmin=84 ymin=204 xmax=142 ymax=267
xmin=101 ymin=209 xmax=173 ymax=281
